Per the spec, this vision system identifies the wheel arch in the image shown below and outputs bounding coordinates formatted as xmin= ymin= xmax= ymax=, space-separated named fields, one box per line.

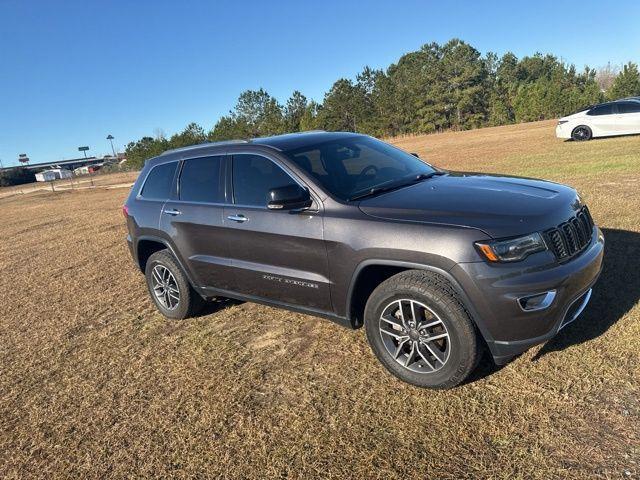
xmin=345 ymin=260 xmax=494 ymax=348
xmin=136 ymin=237 xmax=168 ymax=272
xmin=135 ymin=235 xmax=199 ymax=290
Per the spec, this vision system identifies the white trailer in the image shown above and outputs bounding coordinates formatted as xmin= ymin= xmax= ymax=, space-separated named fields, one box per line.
xmin=35 ymin=168 xmax=72 ymax=182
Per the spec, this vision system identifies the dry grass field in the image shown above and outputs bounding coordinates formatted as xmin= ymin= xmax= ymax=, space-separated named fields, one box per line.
xmin=1 ymin=120 xmax=638 ymax=479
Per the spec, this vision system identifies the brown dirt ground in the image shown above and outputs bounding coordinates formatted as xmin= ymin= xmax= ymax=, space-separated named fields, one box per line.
xmin=1 ymin=120 xmax=638 ymax=479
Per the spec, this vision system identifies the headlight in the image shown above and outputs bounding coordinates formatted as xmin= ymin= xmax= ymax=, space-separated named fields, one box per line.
xmin=475 ymin=233 xmax=547 ymax=262
xmin=557 ymin=120 xmax=569 ymax=125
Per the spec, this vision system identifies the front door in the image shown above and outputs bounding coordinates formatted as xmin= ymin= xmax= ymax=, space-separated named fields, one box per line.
xmin=160 ymin=155 xmax=235 ymax=290
xmin=223 ymin=153 xmax=332 ymax=312
xmin=587 ymin=103 xmax=617 ymax=135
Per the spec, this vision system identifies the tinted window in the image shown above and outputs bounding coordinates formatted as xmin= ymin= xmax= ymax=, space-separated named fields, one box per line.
xmin=233 ymin=154 xmax=296 ymax=206
xmin=284 ymin=135 xmax=434 ymax=201
xmin=179 ymin=156 xmax=223 ymax=203
xmin=617 ymin=102 xmax=640 ymax=114
xmin=141 ymin=162 xmax=177 ymax=200
xmin=587 ymin=104 xmax=614 ymax=116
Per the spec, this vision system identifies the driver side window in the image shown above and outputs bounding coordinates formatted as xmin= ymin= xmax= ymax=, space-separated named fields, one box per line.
xmin=587 ymin=104 xmax=614 ymax=116
xmin=232 ymin=154 xmax=297 ymax=207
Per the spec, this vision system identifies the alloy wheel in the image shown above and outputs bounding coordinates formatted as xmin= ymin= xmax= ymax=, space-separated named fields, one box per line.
xmin=151 ymin=264 xmax=180 ymax=310
xmin=379 ymin=299 xmax=451 ymax=373
xmin=573 ymin=127 xmax=590 ymax=140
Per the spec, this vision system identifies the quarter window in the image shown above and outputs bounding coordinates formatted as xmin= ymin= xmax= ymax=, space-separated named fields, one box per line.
xmin=140 ymin=162 xmax=177 ymax=200
xmin=179 ymin=156 xmax=224 ymax=203
xmin=232 ymin=154 xmax=297 ymax=207
xmin=587 ymin=104 xmax=614 ymax=116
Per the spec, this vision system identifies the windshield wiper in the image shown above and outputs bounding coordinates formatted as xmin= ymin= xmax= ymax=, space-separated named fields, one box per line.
xmin=415 ymin=171 xmax=446 ymax=180
xmin=348 ymin=171 xmax=446 ymax=201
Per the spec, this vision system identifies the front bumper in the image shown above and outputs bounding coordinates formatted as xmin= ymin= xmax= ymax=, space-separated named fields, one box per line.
xmin=556 ymin=123 xmax=572 ymax=139
xmin=451 ymin=227 xmax=604 ymax=363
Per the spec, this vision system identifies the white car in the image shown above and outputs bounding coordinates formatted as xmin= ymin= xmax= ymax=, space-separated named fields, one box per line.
xmin=556 ymin=97 xmax=640 ymax=141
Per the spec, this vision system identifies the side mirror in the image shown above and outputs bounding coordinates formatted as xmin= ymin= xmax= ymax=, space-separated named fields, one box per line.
xmin=267 ymin=184 xmax=312 ymax=211
xmin=411 ymin=152 xmax=420 ymax=158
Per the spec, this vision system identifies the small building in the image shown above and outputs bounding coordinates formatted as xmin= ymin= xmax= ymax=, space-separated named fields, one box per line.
xmin=73 ymin=164 xmax=102 ymax=175
xmin=35 ymin=168 xmax=73 ymax=182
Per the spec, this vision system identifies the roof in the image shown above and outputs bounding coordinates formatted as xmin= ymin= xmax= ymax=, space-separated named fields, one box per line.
xmin=593 ymin=97 xmax=640 ymax=108
xmin=157 ymin=131 xmax=363 ymax=157
xmin=159 ymin=139 xmax=249 ymax=156
xmin=251 ymin=131 xmax=361 ymax=151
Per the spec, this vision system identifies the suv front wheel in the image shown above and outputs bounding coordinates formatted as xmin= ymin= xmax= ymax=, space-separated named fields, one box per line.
xmin=364 ymin=270 xmax=480 ymax=389
xmin=145 ymin=249 xmax=205 ymax=319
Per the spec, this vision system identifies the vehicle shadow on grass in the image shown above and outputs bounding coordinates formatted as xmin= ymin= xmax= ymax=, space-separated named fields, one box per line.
xmin=200 ymin=297 xmax=244 ymax=315
xmin=532 ymin=227 xmax=640 ymax=360
xmin=563 ymin=132 xmax=640 ymax=143
xmin=467 ymin=228 xmax=640 ymax=383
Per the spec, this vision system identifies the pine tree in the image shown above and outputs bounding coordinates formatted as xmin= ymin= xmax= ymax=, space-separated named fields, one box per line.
xmin=607 ymin=62 xmax=640 ymax=100
xmin=317 ymin=79 xmax=364 ymax=132
xmin=284 ymin=91 xmax=309 ymax=132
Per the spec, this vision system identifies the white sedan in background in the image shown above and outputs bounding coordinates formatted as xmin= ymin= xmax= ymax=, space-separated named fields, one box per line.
xmin=556 ymin=97 xmax=640 ymax=141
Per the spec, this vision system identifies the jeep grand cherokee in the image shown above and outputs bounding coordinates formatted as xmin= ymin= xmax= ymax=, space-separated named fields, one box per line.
xmin=124 ymin=132 xmax=604 ymax=388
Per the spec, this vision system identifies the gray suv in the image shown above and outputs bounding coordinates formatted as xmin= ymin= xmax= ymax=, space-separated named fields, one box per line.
xmin=124 ymin=132 xmax=604 ymax=388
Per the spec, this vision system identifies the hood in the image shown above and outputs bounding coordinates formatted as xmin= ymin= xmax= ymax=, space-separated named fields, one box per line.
xmin=560 ymin=109 xmax=589 ymax=121
xmin=358 ymin=173 xmax=582 ymax=238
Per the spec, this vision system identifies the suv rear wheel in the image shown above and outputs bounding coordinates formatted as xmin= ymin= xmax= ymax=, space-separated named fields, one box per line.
xmin=364 ymin=270 xmax=480 ymax=389
xmin=145 ymin=249 xmax=205 ymax=319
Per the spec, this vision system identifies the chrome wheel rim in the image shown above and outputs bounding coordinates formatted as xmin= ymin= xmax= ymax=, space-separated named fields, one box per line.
xmin=379 ymin=299 xmax=451 ymax=373
xmin=151 ymin=265 xmax=180 ymax=310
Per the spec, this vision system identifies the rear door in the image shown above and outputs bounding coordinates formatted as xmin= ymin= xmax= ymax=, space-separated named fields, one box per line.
xmin=160 ymin=155 xmax=235 ymax=290
xmin=616 ymin=101 xmax=640 ymax=134
xmin=223 ymin=153 xmax=332 ymax=311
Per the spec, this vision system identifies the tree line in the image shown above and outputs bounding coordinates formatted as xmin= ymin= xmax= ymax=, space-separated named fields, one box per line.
xmin=125 ymin=39 xmax=640 ymax=169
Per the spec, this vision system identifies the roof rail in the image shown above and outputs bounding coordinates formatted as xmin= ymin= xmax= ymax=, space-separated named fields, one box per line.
xmin=160 ymin=139 xmax=250 ymax=156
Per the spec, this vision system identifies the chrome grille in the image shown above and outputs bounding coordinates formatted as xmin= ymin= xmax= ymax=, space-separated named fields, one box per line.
xmin=544 ymin=207 xmax=594 ymax=261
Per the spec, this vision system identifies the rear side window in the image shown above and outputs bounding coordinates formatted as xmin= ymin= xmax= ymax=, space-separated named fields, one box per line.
xmin=179 ymin=156 xmax=224 ymax=203
xmin=140 ymin=162 xmax=177 ymax=200
xmin=232 ymin=154 xmax=297 ymax=207
xmin=587 ymin=104 xmax=614 ymax=116
xmin=617 ymin=102 xmax=640 ymax=114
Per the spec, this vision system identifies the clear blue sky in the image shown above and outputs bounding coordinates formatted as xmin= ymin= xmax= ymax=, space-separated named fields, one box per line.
xmin=1 ymin=0 xmax=639 ymax=167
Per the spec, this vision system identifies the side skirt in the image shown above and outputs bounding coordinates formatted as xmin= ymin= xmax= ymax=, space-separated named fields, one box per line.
xmin=198 ymin=285 xmax=355 ymax=329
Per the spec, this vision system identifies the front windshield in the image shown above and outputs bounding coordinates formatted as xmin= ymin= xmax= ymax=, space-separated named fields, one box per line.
xmin=283 ymin=136 xmax=435 ymax=201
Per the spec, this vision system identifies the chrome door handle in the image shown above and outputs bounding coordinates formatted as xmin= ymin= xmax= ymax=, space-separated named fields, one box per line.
xmin=163 ymin=208 xmax=181 ymax=216
xmin=227 ymin=214 xmax=248 ymax=223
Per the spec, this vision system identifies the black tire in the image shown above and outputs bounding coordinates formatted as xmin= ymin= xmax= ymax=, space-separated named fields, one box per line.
xmin=364 ymin=270 xmax=480 ymax=389
xmin=145 ymin=249 xmax=205 ymax=320
xmin=571 ymin=125 xmax=592 ymax=141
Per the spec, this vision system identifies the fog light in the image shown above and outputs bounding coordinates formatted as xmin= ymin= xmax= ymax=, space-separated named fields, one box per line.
xmin=518 ymin=290 xmax=556 ymax=311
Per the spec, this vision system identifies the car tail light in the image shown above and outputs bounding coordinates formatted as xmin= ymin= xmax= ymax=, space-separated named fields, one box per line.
xmin=122 ymin=204 xmax=129 ymax=218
